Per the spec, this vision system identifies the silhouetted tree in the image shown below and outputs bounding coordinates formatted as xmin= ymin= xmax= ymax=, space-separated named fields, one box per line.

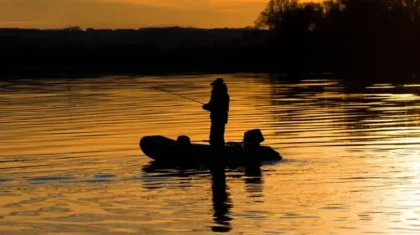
xmin=255 ymin=0 xmax=420 ymax=77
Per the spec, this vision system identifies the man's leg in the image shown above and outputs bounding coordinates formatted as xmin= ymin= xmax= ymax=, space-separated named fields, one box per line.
xmin=218 ymin=123 xmax=225 ymax=146
xmin=210 ymin=122 xmax=225 ymax=147
xmin=210 ymin=122 xmax=216 ymax=146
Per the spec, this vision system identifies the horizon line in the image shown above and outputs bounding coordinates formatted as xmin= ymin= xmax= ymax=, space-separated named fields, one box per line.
xmin=0 ymin=26 xmax=264 ymax=31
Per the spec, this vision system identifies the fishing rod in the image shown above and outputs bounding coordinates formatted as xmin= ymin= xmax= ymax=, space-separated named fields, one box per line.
xmin=128 ymin=77 xmax=205 ymax=105
xmin=143 ymin=82 xmax=205 ymax=105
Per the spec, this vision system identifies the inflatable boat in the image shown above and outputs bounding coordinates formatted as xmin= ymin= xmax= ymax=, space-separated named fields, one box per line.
xmin=139 ymin=129 xmax=282 ymax=166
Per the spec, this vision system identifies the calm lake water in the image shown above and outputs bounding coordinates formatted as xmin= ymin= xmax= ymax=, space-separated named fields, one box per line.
xmin=1 ymin=74 xmax=420 ymax=234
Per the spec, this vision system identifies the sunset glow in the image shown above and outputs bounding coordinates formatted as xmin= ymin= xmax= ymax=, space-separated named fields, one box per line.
xmin=0 ymin=0 xmax=274 ymax=29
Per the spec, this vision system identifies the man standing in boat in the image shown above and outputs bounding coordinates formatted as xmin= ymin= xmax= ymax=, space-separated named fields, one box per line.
xmin=202 ymin=78 xmax=230 ymax=148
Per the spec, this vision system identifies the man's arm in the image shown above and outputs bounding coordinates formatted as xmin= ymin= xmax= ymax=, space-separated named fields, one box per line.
xmin=202 ymin=103 xmax=211 ymax=111
xmin=202 ymin=97 xmax=213 ymax=111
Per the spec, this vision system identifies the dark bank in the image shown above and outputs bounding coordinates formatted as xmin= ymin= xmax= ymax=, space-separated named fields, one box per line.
xmin=2 ymin=0 xmax=420 ymax=80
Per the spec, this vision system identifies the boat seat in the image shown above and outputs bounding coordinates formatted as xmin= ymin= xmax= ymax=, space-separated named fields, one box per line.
xmin=176 ymin=135 xmax=191 ymax=146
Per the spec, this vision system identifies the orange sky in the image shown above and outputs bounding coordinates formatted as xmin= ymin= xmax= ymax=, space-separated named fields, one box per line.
xmin=0 ymin=0 xmax=276 ymax=29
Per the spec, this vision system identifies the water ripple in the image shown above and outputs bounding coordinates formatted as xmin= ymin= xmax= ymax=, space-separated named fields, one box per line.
xmin=1 ymin=74 xmax=420 ymax=234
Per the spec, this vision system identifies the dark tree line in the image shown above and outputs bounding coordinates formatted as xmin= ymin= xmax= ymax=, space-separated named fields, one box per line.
xmin=0 ymin=27 xmax=275 ymax=77
xmin=254 ymin=0 xmax=420 ymax=78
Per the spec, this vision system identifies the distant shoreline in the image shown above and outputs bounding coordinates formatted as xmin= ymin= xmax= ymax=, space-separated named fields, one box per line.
xmin=0 ymin=66 xmax=284 ymax=79
xmin=0 ymin=66 xmax=411 ymax=85
xmin=0 ymin=27 xmax=417 ymax=81
xmin=0 ymin=62 xmax=413 ymax=82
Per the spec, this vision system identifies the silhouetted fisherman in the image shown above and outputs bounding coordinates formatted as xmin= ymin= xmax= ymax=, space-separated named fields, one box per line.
xmin=202 ymin=78 xmax=230 ymax=148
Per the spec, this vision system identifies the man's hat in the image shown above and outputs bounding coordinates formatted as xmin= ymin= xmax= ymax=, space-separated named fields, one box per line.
xmin=211 ymin=78 xmax=224 ymax=86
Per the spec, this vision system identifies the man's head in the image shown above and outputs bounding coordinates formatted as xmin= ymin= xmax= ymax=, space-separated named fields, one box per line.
xmin=210 ymin=78 xmax=224 ymax=87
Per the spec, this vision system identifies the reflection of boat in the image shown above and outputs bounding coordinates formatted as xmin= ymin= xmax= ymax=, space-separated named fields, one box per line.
xmin=140 ymin=160 xmax=273 ymax=233
xmin=139 ymin=129 xmax=282 ymax=166
xmin=141 ymin=162 xmax=255 ymax=233
xmin=141 ymin=160 xmax=270 ymax=176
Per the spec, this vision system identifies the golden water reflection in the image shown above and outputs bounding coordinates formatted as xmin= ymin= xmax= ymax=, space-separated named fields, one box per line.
xmin=0 ymin=74 xmax=420 ymax=234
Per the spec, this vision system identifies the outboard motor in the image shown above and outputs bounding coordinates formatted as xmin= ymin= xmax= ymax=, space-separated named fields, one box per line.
xmin=243 ymin=129 xmax=264 ymax=148
xmin=242 ymin=129 xmax=282 ymax=161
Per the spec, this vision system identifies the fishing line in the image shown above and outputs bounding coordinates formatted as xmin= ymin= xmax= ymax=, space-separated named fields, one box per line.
xmin=128 ymin=77 xmax=205 ymax=105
